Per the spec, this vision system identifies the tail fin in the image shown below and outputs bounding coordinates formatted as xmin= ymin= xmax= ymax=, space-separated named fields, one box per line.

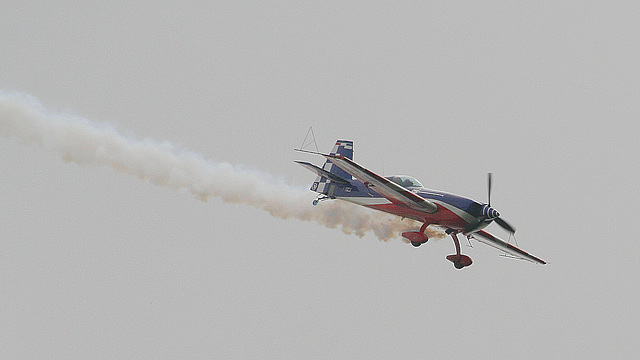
xmin=322 ymin=140 xmax=353 ymax=179
xmin=299 ymin=140 xmax=354 ymax=195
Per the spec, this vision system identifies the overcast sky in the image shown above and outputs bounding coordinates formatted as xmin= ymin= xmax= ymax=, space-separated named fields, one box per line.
xmin=1 ymin=1 xmax=639 ymax=359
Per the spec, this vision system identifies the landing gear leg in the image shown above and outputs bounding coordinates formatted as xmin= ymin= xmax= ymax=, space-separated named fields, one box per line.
xmin=403 ymin=222 xmax=430 ymax=247
xmin=446 ymin=231 xmax=472 ymax=269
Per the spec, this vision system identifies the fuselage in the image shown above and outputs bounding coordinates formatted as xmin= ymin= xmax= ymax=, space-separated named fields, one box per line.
xmin=333 ymin=178 xmax=490 ymax=232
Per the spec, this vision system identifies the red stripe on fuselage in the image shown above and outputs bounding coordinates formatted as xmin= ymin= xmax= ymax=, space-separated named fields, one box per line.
xmin=366 ymin=203 xmax=468 ymax=230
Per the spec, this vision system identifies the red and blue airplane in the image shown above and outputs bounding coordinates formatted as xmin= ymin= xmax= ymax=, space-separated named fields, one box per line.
xmin=296 ymin=140 xmax=546 ymax=269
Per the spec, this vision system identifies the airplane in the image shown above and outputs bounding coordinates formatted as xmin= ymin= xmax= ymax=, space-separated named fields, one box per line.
xmin=296 ymin=140 xmax=546 ymax=269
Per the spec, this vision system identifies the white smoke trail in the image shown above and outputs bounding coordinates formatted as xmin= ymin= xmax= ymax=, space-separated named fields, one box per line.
xmin=0 ymin=90 xmax=433 ymax=241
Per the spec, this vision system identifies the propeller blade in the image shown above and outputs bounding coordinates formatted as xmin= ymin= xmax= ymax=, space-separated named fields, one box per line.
xmin=487 ymin=172 xmax=493 ymax=206
xmin=495 ymin=217 xmax=516 ymax=233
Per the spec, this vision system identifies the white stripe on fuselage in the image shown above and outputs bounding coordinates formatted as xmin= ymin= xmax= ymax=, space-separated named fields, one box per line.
xmin=336 ymin=196 xmax=392 ymax=206
xmin=418 ymin=189 xmax=479 ymax=224
xmin=430 ymin=199 xmax=477 ymax=224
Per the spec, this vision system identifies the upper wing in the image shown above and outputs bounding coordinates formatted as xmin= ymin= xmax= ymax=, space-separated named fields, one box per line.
xmin=471 ymin=230 xmax=546 ymax=264
xmin=324 ymin=154 xmax=438 ymax=213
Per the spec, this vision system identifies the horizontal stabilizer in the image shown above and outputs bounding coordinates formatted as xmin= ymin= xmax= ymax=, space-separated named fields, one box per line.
xmin=295 ymin=161 xmax=351 ymax=185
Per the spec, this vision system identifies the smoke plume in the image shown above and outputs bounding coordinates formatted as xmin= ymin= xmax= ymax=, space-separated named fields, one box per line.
xmin=0 ymin=91 xmax=442 ymax=241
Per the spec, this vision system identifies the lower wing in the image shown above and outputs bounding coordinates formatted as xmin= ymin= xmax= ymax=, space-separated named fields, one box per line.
xmin=471 ymin=230 xmax=546 ymax=264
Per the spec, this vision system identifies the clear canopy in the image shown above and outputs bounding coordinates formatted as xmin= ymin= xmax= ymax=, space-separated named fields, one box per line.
xmin=386 ymin=175 xmax=423 ymax=188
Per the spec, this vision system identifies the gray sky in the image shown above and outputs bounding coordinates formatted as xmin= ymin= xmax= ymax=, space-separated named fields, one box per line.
xmin=1 ymin=1 xmax=639 ymax=358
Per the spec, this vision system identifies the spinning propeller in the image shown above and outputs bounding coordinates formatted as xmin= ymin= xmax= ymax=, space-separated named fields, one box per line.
xmin=464 ymin=173 xmax=516 ymax=234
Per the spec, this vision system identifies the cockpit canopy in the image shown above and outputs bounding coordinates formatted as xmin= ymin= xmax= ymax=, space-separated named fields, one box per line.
xmin=386 ymin=175 xmax=423 ymax=188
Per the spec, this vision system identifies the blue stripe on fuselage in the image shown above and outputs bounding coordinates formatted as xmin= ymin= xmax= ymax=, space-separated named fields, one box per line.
xmin=417 ymin=190 xmax=483 ymax=217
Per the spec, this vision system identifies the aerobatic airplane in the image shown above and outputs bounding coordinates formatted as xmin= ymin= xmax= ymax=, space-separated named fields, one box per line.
xmin=296 ymin=140 xmax=546 ymax=269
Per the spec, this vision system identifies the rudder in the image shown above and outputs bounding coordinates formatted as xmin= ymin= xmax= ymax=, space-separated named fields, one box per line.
xmin=311 ymin=140 xmax=354 ymax=195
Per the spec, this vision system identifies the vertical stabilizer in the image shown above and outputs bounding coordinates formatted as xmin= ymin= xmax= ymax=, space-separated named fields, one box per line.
xmin=311 ymin=140 xmax=353 ymax=195
xmin=325 ymin=140 xmax=353 ymax=176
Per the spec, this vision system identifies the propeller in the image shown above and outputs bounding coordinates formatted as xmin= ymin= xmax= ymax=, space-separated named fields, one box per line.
xmin=495 ymin=217 xmax=516 ymax=233
xmin=464 ymin=173 xmax=516 ymax=234
xmin=488 ymin=173 xmax=492 ymax=206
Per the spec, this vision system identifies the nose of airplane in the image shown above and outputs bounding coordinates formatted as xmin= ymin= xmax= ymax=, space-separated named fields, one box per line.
xmin=483 ymin=205 xmax=500 ymax=219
